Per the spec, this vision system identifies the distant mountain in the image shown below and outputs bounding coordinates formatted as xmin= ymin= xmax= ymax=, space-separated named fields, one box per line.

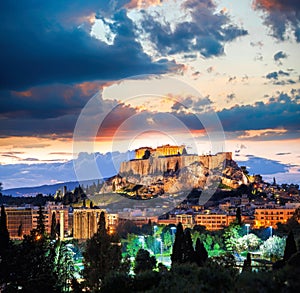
xmin=3 ymin=178 xmax=107 ymax=197
xmin=3 ymin=181 xmax=80 ymax=197
xmin=0 ymin=150 xmax=135 ymax=190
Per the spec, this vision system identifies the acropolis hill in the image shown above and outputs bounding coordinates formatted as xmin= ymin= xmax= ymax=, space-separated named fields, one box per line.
xmin=119 ymin=144 xmax=232 ymax=176
xmin=100 ymin=145 xmax=247 ymax=198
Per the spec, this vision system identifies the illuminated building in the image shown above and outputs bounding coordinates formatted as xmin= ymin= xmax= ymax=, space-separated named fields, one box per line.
xmin=175 ymin=214 xmax=194 ymax=229
xmin=254 ymin=206 xmax=296 ymax=228
xmin=5 ymin=203 xmax=69 ymax=239
xmin=194 ymin=213 xmax=237 ymax=230
xmin=135 ymin=144 xmax=186 ymax=159
xmin=73 ymin=208 xmax=118 ymax=239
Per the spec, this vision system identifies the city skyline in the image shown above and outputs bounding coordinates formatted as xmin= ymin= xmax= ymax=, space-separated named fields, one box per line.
xmin=0 ymin=0 xmax=299 ymax=189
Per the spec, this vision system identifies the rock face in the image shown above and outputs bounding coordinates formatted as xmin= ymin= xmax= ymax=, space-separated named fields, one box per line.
xmin=100 ymin=152 xmax=246 ymax=198
xmin=119 ymin=153 xmax=232 ymax=177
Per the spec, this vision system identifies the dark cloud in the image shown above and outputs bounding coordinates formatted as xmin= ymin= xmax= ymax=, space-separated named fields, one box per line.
xmin=274 ymin=50 xmax=288 ymax=62
xmin=276 ymin=152 xmax=291 ymax=155
xmin=253 ymin=0 xmax=300 ymax=42
xmin=228 ymin=76 xmax=237 ymax=82
xmin=0 ymin=1 xmax=177 ymax=90
xmin=266 ymin=70 xmax=290 ymax=80
xmin=226 ymin=93 xmax=236 ymax=102
xmin=140 ymin=0 xmax=247 ymax=58
xmin=236 ymin=155 xmax=290 ymax=175
xmin=218 ymin=90 xmax=300 ymax=133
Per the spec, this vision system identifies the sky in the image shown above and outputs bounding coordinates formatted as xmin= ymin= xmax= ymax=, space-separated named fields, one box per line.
xmin=0 ymin=0 xmax=299 ymax=189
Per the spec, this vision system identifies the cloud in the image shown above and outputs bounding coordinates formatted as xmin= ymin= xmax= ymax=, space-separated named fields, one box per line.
xmin=253 ymin=0 xmax=300 ymax=42
xmin=266 ymin=70 xmax=289 ymax=80
xmin=226 ymin=93 xmax=236 ymax=102
xmin=0 ymin=1 xmax=178 ymax=90
xmin=236 ymin=155 xmax=290 ymax=175
xmin=273 ymin=50 xmax=288 ymax=62
xmin=217 ymin=90 xmax=300 ymax=135
xmin=276 ymin=152 xmax=291 ymax=155
xmin=139 ymin=0 xmax=247 ymax=58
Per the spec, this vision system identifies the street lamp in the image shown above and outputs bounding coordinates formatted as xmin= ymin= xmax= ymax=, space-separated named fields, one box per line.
xmin=245 ymin=224 xmax=250 ymax=235
xmin=138 ymin=235 xmax=145 ymax=249
xmin=170 ymin=226 xmax=176 ymax=243
xmin=269 ymin=226 xmax=273 ymax=237
xmin=156 ymin=238 xmax=163 ymax=263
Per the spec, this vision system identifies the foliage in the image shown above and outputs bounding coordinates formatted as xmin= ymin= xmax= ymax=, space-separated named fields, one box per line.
xmin=259 ymin=235 xmax=286 ymax=261
xmin=134 ymin=249 xmax=156 ymax=274
xmin=0 ymin=208 xmax=65 ymax=292
xmin=284 ymin=230 xmax=297 ymax=261
xmin=162 ymin=230 xmax=172 ymax=249
xmin=50 ymin=211 xmax=57 ymax=240
xmin=0 ymin=205 xmax=10 ymax=253
xmin=236 ymin=207 xmax=242 ymax=225
xmin=82 ymin=211 xmax=122 ymax=291
xmin=210 ymin=252 xmax=236 ymax=269
xmin=235 ymin=233 xmax=262 ymax=252
xmin=195 ymin=238 xmax=208 ymax=266
xmin=171 ymin=222 xmax=185 ymax=265
xmin=53 ymin=241 xmax=76 ymax=291
xmin=123 ymin=233 xmax=141 ymax=257
xmin=223 ymin=222 xmax=242 ymax=252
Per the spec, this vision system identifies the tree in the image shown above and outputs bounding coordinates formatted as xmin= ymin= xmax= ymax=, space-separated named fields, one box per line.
xmin=163 ymin=230 xmax=172 ymax=250
xmin=283 ymin=231 xmax=297 ymax=262
xmin=83 ymin=211 xmax=122 ymax=291
xmin=5 ymin=207 xmax=58 ymax=292
xmin=195 ymin=238 xmax=208 ymax=266
xmin=36 ymin=205 xmax=46 ymax=238
xmin=224 ymin=222 xmax=241 ymax=252
xmin=134 ymin=249 xmax=156 ymax=274
xmin=54 ymin=241 xmax=76 ymax=291
xmin=125 ymin=234 xmax=141 ymax=257
xmin=260 ymin=236 xmax=286 ymax=261
xmin=17 ymin=222 xmax=23 ymax=238
xmin=183 ymin=229 xmax=195 ymax=263
xmin=171 ymin=222 xmax=185 ymax=265
xmin=236 ymin=207 xmax=242 ymax=225
xmin=235 ymin=233 xmax=262 ymax=253
xmin=242 ymin=253 xmax=251 ymax=272
xmin=0 ymin=204 xmax=10 ymax=253
xmin=50 ymin=212 xmax=57 ymax=240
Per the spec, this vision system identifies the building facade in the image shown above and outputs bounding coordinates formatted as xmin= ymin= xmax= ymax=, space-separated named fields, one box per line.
xmin=254 ymin=207 xmax=296 ymax=228
xmin=73 ymin=208 xmax=119 ymax=239
xmin=135 ymin=144 xmax=186 ymax=159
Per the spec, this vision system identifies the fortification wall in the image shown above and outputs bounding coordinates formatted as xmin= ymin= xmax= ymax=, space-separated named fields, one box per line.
xmin=119 ymin=152 xmax=232 ymax=176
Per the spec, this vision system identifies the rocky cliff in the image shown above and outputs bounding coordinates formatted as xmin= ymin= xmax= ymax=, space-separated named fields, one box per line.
xmin=100 ymin=152 xmax=246 ymax=198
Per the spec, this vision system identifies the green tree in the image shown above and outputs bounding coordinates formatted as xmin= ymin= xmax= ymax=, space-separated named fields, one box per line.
xmin=235 ymin=233 xmax=262 ymax=252
xmin=125 ymin=234 xmax=141 ymax=257
xmin=4 ymin=206 xmax=59 ymax=292
xmin=236 ymin=207 xmax=242 ymax=225
xmin=195 ymin=238 xmax=208 ymax=266
xmin=134 ymin=249 xmax=156 ymax=274
xmin=163 ymin=230 xmax=172 ymax=250
xmin=171 ymin=222 xmax=185 ymax=265
xmin=83 ymin=211 xmax=122 ymax=291
xmin=0 ymin=204 xmax=9 ymax=253
xmin=36 ymin=205 xmax=46 ymax=237
xmin=260 ymin=236 xmax=286 ymax=261
xmin=54 ymin=241 xmax=76 ymax=291
xmin=183 ymin=229 xmax=195 ymax=263
xmin=283 ymin=230 xmax=297 ymax=262
xmin=224 ymin=222 xmax=242 ymax=252
xmin=242 ymin=253 xmax=252 ymax=272
xmin=50 ymin=212 xmax=57 ymax=240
